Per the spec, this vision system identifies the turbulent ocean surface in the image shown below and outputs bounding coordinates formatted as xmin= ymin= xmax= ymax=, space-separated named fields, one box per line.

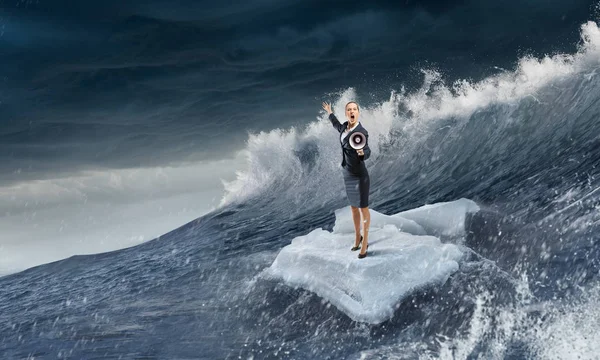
xmin=2 ymin=0 xmax=600 ymax=359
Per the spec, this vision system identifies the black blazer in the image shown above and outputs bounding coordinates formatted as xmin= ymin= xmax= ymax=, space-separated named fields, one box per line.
xmin=329 ymin=113 xmax=371 ymax=176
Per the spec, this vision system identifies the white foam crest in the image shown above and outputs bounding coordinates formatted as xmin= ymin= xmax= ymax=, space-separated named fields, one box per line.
xmin=423 ymin=277 xmax=600 ymax=360
xmin=220 ymin=88 xmax=396 ymax=207
xmin=220 ymin=127 xmax=304 ymax=206
xmin=527 ymin=285 xmax=600 ymax=360
xmin=399 ymin=21 xmax=600 ymax=124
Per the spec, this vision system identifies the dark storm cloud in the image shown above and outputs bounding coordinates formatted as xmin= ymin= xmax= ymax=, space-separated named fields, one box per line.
xmin=0 ymin=0 xmax=595 ymax=184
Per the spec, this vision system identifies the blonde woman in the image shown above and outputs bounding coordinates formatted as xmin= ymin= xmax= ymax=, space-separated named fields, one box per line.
xmin=322 ymin=101 xmax=371 ymax=259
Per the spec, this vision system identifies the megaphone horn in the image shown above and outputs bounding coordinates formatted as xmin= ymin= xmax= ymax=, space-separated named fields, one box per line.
xmin=349 ymin=132 xmax=366 ymax=150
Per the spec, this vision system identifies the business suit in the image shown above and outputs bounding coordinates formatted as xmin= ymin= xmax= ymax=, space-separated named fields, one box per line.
xmin=329 ymin=113 xmax=371 ymax=208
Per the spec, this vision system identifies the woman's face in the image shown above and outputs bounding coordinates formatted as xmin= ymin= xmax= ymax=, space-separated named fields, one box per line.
xmin=345 ymin=103 xmax=359 ymax=125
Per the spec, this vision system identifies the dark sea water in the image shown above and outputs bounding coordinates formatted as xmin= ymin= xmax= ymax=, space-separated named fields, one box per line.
xmin=2 ymin=0 xmax=600 ymax=359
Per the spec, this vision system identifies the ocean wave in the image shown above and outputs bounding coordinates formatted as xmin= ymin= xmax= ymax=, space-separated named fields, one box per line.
xmin=220 ymin=21 xmax=600 ymax=210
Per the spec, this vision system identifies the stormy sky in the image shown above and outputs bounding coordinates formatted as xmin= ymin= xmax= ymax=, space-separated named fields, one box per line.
xmin=1 ymin=0 xmax=594 ymax=185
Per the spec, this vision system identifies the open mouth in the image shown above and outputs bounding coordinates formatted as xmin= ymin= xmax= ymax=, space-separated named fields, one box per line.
xmin=351 ymin=115 xmax=355 ymax=119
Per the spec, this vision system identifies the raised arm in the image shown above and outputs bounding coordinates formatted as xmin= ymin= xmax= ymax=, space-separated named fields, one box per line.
xmin=322 ymin=102 xmax=345 ymax=133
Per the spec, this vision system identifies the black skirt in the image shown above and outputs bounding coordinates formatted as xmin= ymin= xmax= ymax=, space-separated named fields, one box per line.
xmin=342 ymin=168 xmax=370 ymax=208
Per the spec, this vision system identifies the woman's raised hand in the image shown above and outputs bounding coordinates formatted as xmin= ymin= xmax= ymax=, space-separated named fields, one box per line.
xmin=322 ymin=102 xmax=333 ymax=115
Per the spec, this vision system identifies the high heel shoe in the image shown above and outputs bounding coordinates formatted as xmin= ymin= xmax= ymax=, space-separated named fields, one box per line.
xmin=358 ymin=244 xmax=369 ymax=259
xmin=351 ymin=235 xmax=363 ymax=251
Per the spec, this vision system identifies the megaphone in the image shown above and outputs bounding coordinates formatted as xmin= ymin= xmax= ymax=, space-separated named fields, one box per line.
xmin=349 ymin=132 xmax=366 ymax=150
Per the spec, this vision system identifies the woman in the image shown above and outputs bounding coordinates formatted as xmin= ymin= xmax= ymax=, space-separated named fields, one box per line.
xmin=322 ymin=101 xmax=371 ymax=259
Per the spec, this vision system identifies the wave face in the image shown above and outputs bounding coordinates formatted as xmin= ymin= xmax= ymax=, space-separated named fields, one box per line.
xmin=3 ymin=9 xmax=600 ymax=360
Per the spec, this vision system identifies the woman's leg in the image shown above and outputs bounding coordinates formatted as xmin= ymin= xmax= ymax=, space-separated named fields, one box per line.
xmin=351 ymin=206 xmax=362 ymax=247
xmin=357 ymin=172 xmax=370 ymax=255
xmin=359 ymin=207 xmax=370 ymax=254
